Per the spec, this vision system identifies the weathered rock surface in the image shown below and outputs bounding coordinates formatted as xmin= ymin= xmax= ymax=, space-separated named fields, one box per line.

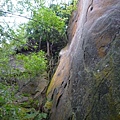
xmin=9 ymin=57 xmax=48 ymax=107
xmin=47 ymin=0 xmax=120 ymax=120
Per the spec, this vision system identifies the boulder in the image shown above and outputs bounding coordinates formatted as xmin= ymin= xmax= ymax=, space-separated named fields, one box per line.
xmin=47 ymin=0 xmax=120 ymax=120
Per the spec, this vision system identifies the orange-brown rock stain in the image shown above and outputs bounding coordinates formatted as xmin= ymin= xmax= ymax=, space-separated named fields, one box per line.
xmin=67 ymin=1 xmax=82 ymax=42
xmin=86 ymin=0 xmax=117 ymax=58
xmin=46 ymin=52 xmax=71 ymax=98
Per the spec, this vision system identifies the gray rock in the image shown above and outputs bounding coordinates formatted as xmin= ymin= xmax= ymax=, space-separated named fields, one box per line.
xmin=47 ymin=0 xmax=120 ymax=120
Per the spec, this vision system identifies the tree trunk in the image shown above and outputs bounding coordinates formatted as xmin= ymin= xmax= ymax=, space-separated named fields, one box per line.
xmin=38 ymin=36 xmax=42 ymax=50
xmin=46 ymin=0 xmax=120 ymax=120
xmin=47 ymin=41 xmax=50 ymax=57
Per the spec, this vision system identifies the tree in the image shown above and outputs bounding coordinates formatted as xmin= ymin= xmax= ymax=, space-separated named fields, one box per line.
xmin=25 ymin=7 xmax=66 ymax=56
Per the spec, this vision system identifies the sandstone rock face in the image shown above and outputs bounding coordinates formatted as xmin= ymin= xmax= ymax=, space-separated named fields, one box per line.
xmin=47 ymin=0 xmax=120 ymax=120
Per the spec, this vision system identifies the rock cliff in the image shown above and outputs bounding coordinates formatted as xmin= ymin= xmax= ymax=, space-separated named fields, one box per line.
xmin=47 ymin=0 xmax=120 ymax=120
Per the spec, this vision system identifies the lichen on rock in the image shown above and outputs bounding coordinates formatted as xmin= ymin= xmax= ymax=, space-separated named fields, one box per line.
xmin=46 ymin=0 xmax=120 ymax=120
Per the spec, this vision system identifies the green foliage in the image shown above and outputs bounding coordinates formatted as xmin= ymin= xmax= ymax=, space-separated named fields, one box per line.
xmin=50 ymin=1 xmax=77 ymax=25
xmin=0 ymin=83 xmax=21 ymax=119
xmin=0 ymin=83 xmax=14 ymax=106
xmin=0 ymin=103 xmax=47 ymax=120
xmin=0 ymin=42 xmax=47 ymax=81
xmin=0 ymin=83 xmax=47 ymax=120
xmin=34 ymin=113 xmax=47 ymax=120
xmin=26 ymin=7 xmax=65 ymax=43
xmin=0 ymin=43 xmax=15 ymax=80
xmin=16 ymin=51 xmax=47 ymax=78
